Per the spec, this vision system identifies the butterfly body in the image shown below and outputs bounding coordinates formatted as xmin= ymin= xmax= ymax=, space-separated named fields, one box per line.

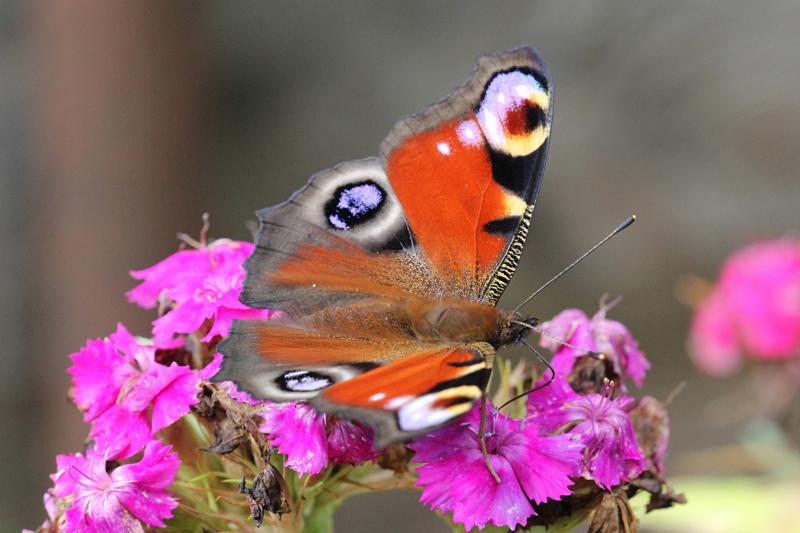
xmin=218 ymin=46 xmax=553 ymax=447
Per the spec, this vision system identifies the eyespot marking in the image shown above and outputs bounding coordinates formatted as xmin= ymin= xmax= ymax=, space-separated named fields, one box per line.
xmin=276 ymin=370 xmax=333 ymax=392
xmin=476 ymin=69 xmax=551 ymax=157
xmin=324 ymin=180 xmax=386 ymax=231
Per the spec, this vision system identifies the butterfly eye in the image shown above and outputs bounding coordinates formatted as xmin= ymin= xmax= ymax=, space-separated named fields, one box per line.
xmin=476 ymin=70 xmax=551 ymax=157
xmin=324 ymin=180 xmax=386 ymax=231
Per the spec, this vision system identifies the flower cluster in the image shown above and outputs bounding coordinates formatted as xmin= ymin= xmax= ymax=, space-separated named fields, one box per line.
xmin=127 ymin=239 xmax=273 ymax=347
xmin=689 ymin=239 xmax=800 ymax=376
xmin=411 ymin=304 xmax=678 ymax=530
xmin=29 ymin=228 xmax=681 ymax=533
xmin=259 ymin=402 xmax=379 ymax=474
xmin=31 ymin=238 xmax=264 ymax=532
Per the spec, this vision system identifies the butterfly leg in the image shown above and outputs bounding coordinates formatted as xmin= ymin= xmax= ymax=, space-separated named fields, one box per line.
xmin=477 ymin=393 xmax=501 ymax=484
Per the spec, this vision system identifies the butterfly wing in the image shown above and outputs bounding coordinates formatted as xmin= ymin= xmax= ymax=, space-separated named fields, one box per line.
xmin=240 ymin=46 xmax=552 ymax=315
xmin=240 ymin=158 xmax=422 ymax=318
xmin=383 ymin=46 xmax=553 ymax=303
xmin=218 ymin=47 xmax=552 ymax=444
xmin=312 ymin=343 xmax=493 ymax=447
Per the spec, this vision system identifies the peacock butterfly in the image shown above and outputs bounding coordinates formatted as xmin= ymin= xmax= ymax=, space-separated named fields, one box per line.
xmin=216 ymin=46 xmax=553 ymax=448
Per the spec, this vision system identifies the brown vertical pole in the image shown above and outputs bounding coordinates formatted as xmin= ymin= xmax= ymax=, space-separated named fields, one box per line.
xmin=25 ymin=1 xmax=207 ymax=526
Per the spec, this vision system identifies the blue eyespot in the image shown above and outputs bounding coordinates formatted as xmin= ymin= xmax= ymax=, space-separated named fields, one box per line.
xmin=325 ymin=181 xmax=386 ymax=230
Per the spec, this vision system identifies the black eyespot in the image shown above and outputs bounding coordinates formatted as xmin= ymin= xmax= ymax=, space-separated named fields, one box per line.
xmin=276 ymin=370 xmax=333 ymax=392
xmin=324 ymin=180 xmax=386 ymax=231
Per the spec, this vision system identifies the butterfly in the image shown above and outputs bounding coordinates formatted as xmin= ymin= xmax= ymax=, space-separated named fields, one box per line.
xmin=217 ymin=46 xmax=553 ymax=449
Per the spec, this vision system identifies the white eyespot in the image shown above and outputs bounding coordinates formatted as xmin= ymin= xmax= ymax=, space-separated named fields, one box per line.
xmin=369 ymin=392 xmax=386 ymax=403
xmin=281 ymin=370 xmax=332 ymax=392
xmin=436 ymin=142 xmax=451 ymax=156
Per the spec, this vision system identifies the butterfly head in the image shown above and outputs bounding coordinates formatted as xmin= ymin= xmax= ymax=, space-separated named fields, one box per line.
xmin=497 ymin=311 xmax=538 ymax=347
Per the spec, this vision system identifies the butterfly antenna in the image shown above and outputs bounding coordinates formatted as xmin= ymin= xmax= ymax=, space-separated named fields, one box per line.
xmin=512 ymin=319 xmax=588 ymax=354
xmin=498 ymin=338 xmax=555 ymax=411
xmin=513 ymin=215 xmax=637 ymax=312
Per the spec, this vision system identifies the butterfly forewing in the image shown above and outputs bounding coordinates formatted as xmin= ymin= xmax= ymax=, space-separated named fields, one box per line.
xmin=382 ymin=47 xmax=553 ymax=303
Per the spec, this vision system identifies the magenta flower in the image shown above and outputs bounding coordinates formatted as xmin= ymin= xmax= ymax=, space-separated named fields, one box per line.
xmin=69 ymin=325 xmax=212 ymax=459
xmin=410 ymin=402 xmax=582 ymax=530
xmin=127 ymin=239 xmax=273 ymax=347
xmin=50 ymin=440 xmax=179 ymax=532
xmin=689 ymin=239 xmax=800 ymax=376
xmin=259 ymin=403 xmax=378 ymax=474
xmin=540 ymin=305 xmax=650 ymax=387
xmin=528 ymin=376 xmax=646 ymax=490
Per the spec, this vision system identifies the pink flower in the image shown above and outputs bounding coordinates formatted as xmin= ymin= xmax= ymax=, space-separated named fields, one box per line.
xmin=69 ymin=325 xmax=212 ymax=459
xmin=689 ymin=239 xmax=800 ymax=376
xmin=127 ymin=239 xmax=273 ymax=347
xmin=539 ymin=305 xmax=650 ymax=387
xmin=259 ymin=403 xmax=378 ymax=474
xmin=50 ymin=440 xmax=179 ymax=532
xmin=528 ymin=376 xmax=646 ymax=490
xmin=410 ymin=402 xmax=582 ymax=530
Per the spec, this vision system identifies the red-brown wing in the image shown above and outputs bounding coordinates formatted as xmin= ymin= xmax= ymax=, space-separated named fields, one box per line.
xmin=382 ymin=46 xmax=553 ymax=303
xmin=312 ymin=343 xmax=493 ymax=447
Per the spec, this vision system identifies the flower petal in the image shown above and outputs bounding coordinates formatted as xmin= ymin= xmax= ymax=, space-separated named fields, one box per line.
xmin=90 ymin=406 xmax=152 ymax=460
xmin=503 ymin=429 xmax=581 ymax=504
xmin=68 ymin=338 xmax=122 ymax=421
xmin=114 ymin=441 xmax=180 ymax=528
xmin=327 ymin=419 xmax=378 ymax=465
xmin=259 ymin=403 xmax=329 ymax=474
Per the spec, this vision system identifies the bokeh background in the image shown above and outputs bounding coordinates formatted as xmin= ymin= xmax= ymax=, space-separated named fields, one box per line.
xmin=3 ymin=1 xmax=799 ymax=531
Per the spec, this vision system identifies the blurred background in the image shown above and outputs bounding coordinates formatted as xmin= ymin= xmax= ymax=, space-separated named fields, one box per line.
xmin=3 ymin=1 xmax=799 ymax=531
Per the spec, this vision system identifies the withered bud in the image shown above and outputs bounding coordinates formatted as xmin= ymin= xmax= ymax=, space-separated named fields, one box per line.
xmin=588 ymin=489 xmax=639 ymax=533
xmin=630 ymin=472 xmax=687 ymax=512
xmin=569 ymin=352 xmax=620 ymax=395
xmin=629 ymin=396 xmax=670 ymax=474
xmin=239 ymin=465 xmax=291 ymax=527
xmin=194 ymin=383 xmax=270 ymax=459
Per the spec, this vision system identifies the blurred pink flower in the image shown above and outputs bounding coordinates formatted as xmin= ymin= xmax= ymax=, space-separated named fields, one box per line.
xmin=689 ymin=239 xmax=800 ymax=375
xmin=528 ymin=375 xmax=646 ymax=490
xmin=540 ymin=305 xmax=650 ymax=387
xmin=410 ymin=402 xmax=582 ymax=530
xmin=51 ymin=440 xmax=179 ymax=532
xmin=259 ymin=403 xmax=377 ymax=474
xmin=69 ymin=325 xmax=214 ymax=459
xmin=127 ymin=239 xmax=273 ymax=347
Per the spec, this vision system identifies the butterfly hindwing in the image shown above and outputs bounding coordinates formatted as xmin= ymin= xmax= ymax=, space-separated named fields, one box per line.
xmin=312 ymin=342 xmax=493 ymax=447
